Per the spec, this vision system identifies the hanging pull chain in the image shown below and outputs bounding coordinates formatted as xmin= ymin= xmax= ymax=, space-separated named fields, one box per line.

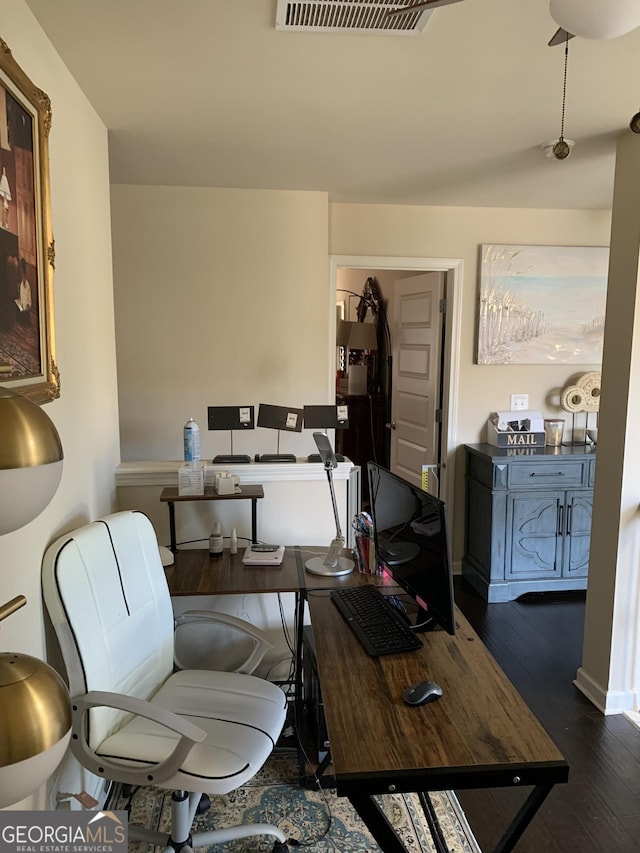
xmin=559 ymin=34 xmax=569 ymax=142
xmin=552 ymin=34 xmax=572 ymax=160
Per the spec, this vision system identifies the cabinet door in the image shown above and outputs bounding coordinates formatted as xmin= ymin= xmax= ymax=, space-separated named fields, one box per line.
xmin=506 ymin=492 xmax=563 ymax=579
xmin=562 ymin=491 xmax=593 ymax=577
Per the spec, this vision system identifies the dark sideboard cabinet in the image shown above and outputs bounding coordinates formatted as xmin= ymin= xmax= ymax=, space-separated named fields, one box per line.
xmin=463 ymin=444 xmax=595 ymax=602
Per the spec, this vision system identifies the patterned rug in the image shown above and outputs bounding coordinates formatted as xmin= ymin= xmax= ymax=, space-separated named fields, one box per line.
xmin=119 ymin=754 xmax=480 ymax=852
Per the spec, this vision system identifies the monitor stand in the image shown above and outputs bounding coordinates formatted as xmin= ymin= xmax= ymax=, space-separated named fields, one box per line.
xmin=413 ymin=602 xmax=443 ymax=634
xmin=255 ymin=453 xmax=297 ymax=463
xmin=378 ymin=539 xmax=420 ymax=566
xmin=213 ymin=454 xmax=252 ymax=464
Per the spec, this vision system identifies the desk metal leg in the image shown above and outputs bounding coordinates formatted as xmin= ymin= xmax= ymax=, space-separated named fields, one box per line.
xmin=294 ymin=589 xmax=306 ymax=783
xmin=251 ymin=499 xmax=257 ymax=544
xmin=168 ymin=502 xmax=177 ymax=553
xmin=351 ymin=784 xmax=553 ymax=853
xmin=492 ymin=783 xmax=554 ymax=853
xmin=348 ymin=794 xmax=410 ymax=853
xmin=418 ymin=792 xmax=450 ymax=853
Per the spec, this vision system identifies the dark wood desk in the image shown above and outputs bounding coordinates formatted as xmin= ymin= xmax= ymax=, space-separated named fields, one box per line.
xmin=164 ymin=546 xmax=381 ymax=597
xmin=164 ymin=548 xmax=569 ymax=853
xmin=306 ymin=591 xmax=569 ymax=853
xmin=165 ymin=547 xmax=300 ymax=596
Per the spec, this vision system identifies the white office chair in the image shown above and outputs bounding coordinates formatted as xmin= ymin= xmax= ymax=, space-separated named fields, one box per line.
xmin=42 ymin=510 xmax=289 ymax=852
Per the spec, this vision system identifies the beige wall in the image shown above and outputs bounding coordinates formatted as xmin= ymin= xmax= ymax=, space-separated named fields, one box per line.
xmin=330 ymin=203 xmax=612 ymax=563
xmin=110 ymin=195 xmax=613 ymax=565
xmin=331 ymin=203 xmax=611 ymax=445
xmin=110 ymin=185 xmax=330 ymax=462
xmin=1 ymin=0 xmax=120 ymax=805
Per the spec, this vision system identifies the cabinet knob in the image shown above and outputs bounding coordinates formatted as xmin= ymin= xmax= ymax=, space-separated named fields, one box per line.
xmin=385 ymin=422 xmax=397 ymax=430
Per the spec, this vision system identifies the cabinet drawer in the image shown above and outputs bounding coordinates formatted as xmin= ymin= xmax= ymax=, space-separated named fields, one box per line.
xmin=508 ymin=460 xmax=587 ymax=489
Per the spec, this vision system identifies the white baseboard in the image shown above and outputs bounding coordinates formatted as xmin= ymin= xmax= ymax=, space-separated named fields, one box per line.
xmin=574 ymin=666 xmax=638 ymax=715
xmin=624 ymin=709 xmax=640 ymax=730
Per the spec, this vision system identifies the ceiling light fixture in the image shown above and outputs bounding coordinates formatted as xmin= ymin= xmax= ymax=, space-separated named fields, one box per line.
xmin=550 ymin=0 xmax=640 ymax=41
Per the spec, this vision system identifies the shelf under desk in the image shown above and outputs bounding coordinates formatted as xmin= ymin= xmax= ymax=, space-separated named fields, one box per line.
xmin=160 ymin=485 xmax=264 ymax=551
xmin=306 ymin=592 xmax=569 ymax=853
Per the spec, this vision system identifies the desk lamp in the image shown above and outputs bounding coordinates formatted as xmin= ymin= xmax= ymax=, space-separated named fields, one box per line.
xmin=305 ymin=432 xmax=354 ymax=577
xmin=0 ymin=387 xmax=69 ymax=807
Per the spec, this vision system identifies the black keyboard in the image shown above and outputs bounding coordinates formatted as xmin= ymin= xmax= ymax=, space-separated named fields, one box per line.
xmin=330 ymin=586 xmax=423 ymax=657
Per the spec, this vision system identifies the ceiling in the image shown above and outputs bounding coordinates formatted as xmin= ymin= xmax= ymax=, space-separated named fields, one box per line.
xmin=23 ymin=0 xmax=640 ymax=209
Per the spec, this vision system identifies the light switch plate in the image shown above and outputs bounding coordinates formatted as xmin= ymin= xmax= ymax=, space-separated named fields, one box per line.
xmin=511 ymin=394 xmax=529 ymax=411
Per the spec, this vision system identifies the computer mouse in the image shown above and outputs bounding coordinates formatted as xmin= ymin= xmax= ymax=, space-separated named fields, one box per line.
xmin=402 ymin=681 xmax=443 ymax=706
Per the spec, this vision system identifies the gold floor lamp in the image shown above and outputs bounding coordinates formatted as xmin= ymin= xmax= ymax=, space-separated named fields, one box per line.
xmin=0 ymin=387 xmax=70 ymax=809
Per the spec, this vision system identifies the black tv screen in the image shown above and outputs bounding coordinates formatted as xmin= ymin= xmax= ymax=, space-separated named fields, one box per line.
xmin=368 ymin=462 xmax=456 ymax=635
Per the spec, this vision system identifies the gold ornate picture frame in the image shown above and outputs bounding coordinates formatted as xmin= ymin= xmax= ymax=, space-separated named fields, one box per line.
xmin=0 ymin=37 xmax=58 ymax=404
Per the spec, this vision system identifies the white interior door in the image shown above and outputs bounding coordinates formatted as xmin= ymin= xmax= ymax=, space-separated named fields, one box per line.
xmin=390 ymin=273 xmax=445 ymax=491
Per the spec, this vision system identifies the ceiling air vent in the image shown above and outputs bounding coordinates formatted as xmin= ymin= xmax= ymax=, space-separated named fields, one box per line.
xmin=275 ymin=1 xmax=433 ymax=34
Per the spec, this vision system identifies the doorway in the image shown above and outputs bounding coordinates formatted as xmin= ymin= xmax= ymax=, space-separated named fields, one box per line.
xmin=330 ymin=254 xmax=462 ymax=514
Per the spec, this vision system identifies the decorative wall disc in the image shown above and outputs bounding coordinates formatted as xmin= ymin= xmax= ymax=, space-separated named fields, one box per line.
xmin=581 ymin=376 xmax=601 ymax=411
xmin=577 ymin=371 xmax=601 ymax=389
xmin=561 ymin=385 xmax=586 ymax=413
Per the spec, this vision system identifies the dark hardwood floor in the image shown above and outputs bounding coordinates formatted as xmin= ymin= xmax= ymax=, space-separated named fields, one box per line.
xmin=453 ymin=578 xmax=640 ymax=852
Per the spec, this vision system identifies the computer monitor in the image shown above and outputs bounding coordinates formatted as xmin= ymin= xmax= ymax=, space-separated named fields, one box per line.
xmin=367 ymin=462 xmax=456 ymax=635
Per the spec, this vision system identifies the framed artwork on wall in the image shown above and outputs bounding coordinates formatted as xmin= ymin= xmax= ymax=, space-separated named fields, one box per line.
xmin=0 ymin=37 xmax=58 ymax=403
xmin=477 ymin=244 xmax=609 ymax=366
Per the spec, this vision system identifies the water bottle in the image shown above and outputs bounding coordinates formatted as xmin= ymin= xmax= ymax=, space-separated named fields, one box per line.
xmin=230 ymin=528 xmax=238 ymax=555
xmin=183 ymin=418 xmax=200 ymax=463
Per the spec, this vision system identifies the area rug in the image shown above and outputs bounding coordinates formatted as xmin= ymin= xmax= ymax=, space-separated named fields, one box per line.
xmin=120 ymin=754 xmax=480 ymax=852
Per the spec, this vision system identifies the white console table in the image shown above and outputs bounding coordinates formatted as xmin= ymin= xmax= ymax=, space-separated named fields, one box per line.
xmin=115 ymin=459 xmax=360 ymax=551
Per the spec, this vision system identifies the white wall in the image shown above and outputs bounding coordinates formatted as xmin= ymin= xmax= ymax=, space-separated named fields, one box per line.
xmin=0 ymin=0 xmax=119 ymax=807
xmin=110 ymin=185 xmax=330 ymax=462
xmin=330 ymin=203 xmax=612 ymax=563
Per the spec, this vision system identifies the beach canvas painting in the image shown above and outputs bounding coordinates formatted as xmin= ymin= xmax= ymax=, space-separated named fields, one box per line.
xmin=477 ymin=244 xmax=609 ymax=365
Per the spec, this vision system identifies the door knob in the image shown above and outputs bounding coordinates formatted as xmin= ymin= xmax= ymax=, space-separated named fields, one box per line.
xmin=385 ymin=422 xmax=396 ymax=430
